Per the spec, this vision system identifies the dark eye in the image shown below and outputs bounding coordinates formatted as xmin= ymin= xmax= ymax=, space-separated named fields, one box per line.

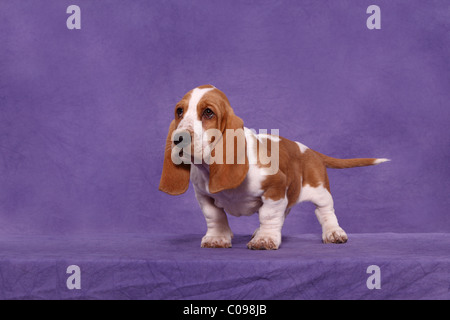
xmin=202 ymin=108 xmax=214 ymax=120
xmin=176 ymin=107 xmax=183 ymax=118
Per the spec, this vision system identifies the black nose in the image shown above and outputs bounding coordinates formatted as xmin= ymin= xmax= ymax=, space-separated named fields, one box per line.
xmin=174 ymin=136 xmax=183 ymax=145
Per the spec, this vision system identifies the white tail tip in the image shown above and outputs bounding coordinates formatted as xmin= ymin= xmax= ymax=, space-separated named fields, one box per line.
xmin=373 ymin=158 xmax=390 ymax=165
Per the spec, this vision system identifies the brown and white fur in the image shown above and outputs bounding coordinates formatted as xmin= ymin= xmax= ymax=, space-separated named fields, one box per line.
xmin=159 ymin=85 xmax=389 ymax=250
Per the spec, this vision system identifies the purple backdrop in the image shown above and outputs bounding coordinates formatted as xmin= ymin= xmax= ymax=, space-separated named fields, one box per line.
xmin=0 ymin=0 xmax=449 ymax=299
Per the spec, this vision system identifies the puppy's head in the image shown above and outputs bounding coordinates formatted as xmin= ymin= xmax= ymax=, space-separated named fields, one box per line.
xmin=159 ymin=85 xmax=249 ymax=195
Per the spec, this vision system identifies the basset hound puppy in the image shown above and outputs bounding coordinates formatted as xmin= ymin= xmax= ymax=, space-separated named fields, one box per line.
xmin=159 ymin=85 xmax=389 ymax=250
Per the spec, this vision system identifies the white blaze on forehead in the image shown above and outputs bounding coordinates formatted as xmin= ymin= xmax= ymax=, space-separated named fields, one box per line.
xmin=189 ymin=87 xmax=215 ymax=109
xmin=181 ymin=87 xmax=215 ymax=128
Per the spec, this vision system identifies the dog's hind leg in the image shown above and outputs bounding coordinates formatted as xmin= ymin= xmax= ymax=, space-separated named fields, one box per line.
xmin=314 ymin=186 xmax=348 ymax=244
xmin=301 ymin=182 xmax=348 ymax=244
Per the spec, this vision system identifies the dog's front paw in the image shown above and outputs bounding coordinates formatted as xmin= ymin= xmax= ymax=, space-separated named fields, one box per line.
xmin=201 ymin=235 xmax=232 ymax=248
xmin=247 ymin=231 xmax=281 ymax=250
xmin=322 ymin=227 xmax=348 ymax=244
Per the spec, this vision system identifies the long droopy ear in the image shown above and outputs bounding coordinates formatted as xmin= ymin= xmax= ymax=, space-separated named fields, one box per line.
xmin=159 ymin=120 xmax=190 ymax=195
xmin=209 ymin=111 xmax=249 ymax=193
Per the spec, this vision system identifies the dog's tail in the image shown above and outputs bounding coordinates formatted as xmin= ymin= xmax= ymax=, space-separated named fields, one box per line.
xmin=314 ymin=151 xmax=390 ymax=169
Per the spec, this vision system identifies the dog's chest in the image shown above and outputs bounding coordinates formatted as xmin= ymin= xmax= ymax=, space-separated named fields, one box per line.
xmin=211 ymin=189 xmax=262 ymax=217
xmin=191 ymin=165 xmax=264 ymax=217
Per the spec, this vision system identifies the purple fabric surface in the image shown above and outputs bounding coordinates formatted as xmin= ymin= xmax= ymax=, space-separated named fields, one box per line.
xmin=0 ymin=233 xmax=449 ymax=300
xmin=0 ymin=0 xmax=449 ymax=299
